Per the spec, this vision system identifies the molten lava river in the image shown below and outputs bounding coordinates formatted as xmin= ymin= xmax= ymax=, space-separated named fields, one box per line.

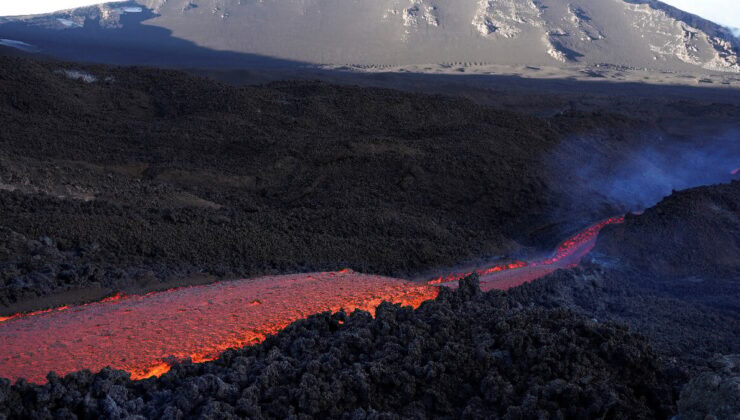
xmin=0 ymin=217 xmax=622 ymax=384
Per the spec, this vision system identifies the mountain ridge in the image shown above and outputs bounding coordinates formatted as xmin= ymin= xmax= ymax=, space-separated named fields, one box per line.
xmin=0 ymin=0 xmax=738 ymax=75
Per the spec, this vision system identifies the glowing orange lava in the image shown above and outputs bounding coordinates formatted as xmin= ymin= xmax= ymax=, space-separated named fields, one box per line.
xmin=0 ymin=218 xmax=624 ymax=384
xmin=428 ymin=260 xmax=529 ymax=285
xmin=100 ymin=292 xmax=126 ymax=303
xmin=138 ymin=362 xmax=173 ymax=380
xmin=0 ymin=271 xmax=437 ymax=383
xmin=431 ymin=217 xmax=624 ymax=291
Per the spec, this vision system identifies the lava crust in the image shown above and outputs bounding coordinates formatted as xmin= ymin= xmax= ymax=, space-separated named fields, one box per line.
xmin=508 ymin=181 xmax=740 ymax=373
xmin=0 ymin=277 xmax=675 ymax=419
xmin=0 ymin=271 xmax=436 ymax=384
xmin=0 ymin=218 xmax=619 ymax=385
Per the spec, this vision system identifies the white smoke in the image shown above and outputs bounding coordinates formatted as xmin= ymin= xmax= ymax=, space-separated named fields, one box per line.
xmin=565 ymin=130 xmax=740 ymax=212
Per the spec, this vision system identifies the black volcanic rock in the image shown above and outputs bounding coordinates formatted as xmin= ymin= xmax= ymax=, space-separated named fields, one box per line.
xmin=678 ymin=354 xmax=740 ymax=420
xmin=0 ymin=36 xmax=736 ymax=420
xmin=3 ymin=53 xmax=712 ymax=314
xmin=595 ymin=180 xmax=740 ymax=279
xmin=0 ymin=277 xmax=675 ymax=419
xmin=507 ymin=181 xmax=740 ymax=374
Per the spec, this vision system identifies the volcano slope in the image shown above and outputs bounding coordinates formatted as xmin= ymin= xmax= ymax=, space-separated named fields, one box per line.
xmin=1 ymin=53 xmax=739 ymax=315
xmin=508 ymin=181 xmax=740 ymax=374
xmin=0 ymin=277 xmax=675 ymax=419
xmin=1 ymin=183 xmax=737 ymax=418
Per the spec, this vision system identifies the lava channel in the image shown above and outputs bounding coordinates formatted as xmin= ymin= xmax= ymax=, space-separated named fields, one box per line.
xmin=0 ymin=271 xmax=437 ymax=384
xmin=0 ymin=217 xmax=623 ymax=384
xmin=430 ymin=216 xmax=624 ymax=291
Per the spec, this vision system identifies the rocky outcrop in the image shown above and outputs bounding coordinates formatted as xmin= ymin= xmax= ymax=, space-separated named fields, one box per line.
xmin=595 ymin=181 xmax=740 ymax=279
xmin=678 ymin=354 xmax=740 ymax=420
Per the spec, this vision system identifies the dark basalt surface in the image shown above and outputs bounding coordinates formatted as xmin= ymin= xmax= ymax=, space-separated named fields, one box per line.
xmin=0 ymin=277 xmax=676 ymax=419
xmin=509 ymin=263 xmax=740 ymax=375
xmin=0 ymin=54 xmax=690 ymax=314
xmin=596 ymin=181 xmax=740 ymax=280
xmin=2 ymin=180 xmax=738 ymax=417
xmin=2 ymin=53 xmax=738 ymax=314
xmin=0 ymin=52 xmax=737 ymax=418
xmin=506 ymin=181 xmax=740 ymax=416
xmin=678 ymin=354 xmax=740 ymax=420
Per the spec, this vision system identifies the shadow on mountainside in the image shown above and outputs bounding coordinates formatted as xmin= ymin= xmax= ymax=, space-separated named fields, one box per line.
xmin=0 ymin=5 xmax=303 ymax=69
xmin=1 ymin=3 xmax=740 ymax=113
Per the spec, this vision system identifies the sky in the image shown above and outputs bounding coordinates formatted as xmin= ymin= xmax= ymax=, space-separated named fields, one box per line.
xmin=662 ymin=0 xmax=740 ymax=35
xmin=0 ymin=0 xmax=738 ymax=35
xmin=0 ymin=1 xmax=126 ymax=17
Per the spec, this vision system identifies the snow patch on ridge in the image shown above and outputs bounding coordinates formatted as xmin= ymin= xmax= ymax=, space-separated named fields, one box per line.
xmin=543 ymin=30 xmax=584 ymax=63
xmin=403 ymin=1 xmax=439 ymax=29
xmin=568 ymin=5 xmax=604 ymax=42
xmin=625 ymin=1 xmax=739 ymax=72
xmin=545 ymin=32 xmax=568 ymax=62
xmin=472 ymin=0 xmax=543 ymax=38
xmin=384 ymin=0 xmax=439 ymax=39
xmin=383 ymin=0 xmax=439 ymax=37
xmin=41 ymin=2 xmax=146 ymax=30
xmin=704 ymin=36 xmax=740 ymax=72
xmin=0 ymin=38 xmax=39 ymax=52
xmin=55 ymin=69 xmax=98 ymax=83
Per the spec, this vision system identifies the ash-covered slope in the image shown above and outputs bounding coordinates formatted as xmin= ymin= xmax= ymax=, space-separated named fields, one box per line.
xmin=509 ymin=181 xmax=740 ymax=372
xmin=596 ymin=181 xmax=740 ymax=279
xmin=0 ymin=278 xmax=675 ymax=419
xmin=0 ymin=0 xmax=738 ymax=74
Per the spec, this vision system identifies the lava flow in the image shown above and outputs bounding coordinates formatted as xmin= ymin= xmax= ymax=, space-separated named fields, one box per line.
xmin=430 ymin=216 xmax=624 ymax=291
xmin=0 ymin=217 xmax=623 ymax=384
xmin=0 ymin=271 xmax=437 ymax=384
